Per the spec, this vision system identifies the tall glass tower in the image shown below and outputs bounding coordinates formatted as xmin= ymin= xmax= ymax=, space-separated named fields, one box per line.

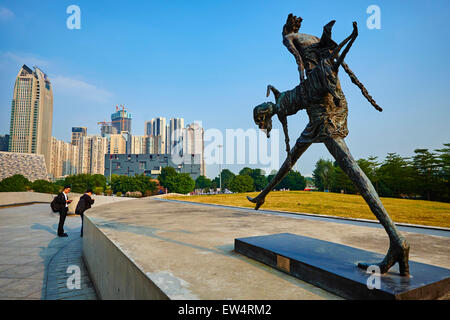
xmin=9 ymin=65 xmax=53 ymax=169
xmin=111 ymin=108 xmax=132 ymax=133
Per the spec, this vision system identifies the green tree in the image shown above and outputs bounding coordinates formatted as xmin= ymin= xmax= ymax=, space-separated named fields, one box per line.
xmin=435 ymin=143 xmax=450 ymax=202
xmin=267 ymin=170 xmax=306 ymax=190
xmin=229 ymin=175 xmax=254 ymax=193
xmin=412 ymin=149 xmax=440 ymax=200
xmin=158 ymin=167 xmax=178 ymax=188
xmin=313 ymin=159 xmax=335 ymax=191
xmin=239 ymin=167 xmax=253 ymax=177
xmin=253 ymin=175 xmax=268 ymax=191
xmin=239 ymin=167 xmax=268 ymax=191
xmin=333 ymin=157 xmax=380 ymax=194
xmin=132 ymin=174 xmax=157 ymax=194
xmin=333 ymin=165 xmax=355 ymax=194
xmin=378 ymin=153 xmax=415 ymax=197
xmin=32 ymin=180 xmax=59 ymax=194
xmin=195 ymin=175 xmax=212 ymax=189
xmin=280 ymin=171 xmax=307 ymax=190
xmin=57 ymin=174 xmax=106 ymax=194
xmin=214 ymin=169 xmax=235 ymax=191
xmin=165 ymin=173 xmax=195 ymax=194
xmin=435 ymin=143 xmax=450 ymax=177
xmin=0 ymin=174 xmax=31 ymax=192
xmin=111 ymin=174 xmax=157 ymax=194
xmin=157 ymin=167 xmax=195 ymax=194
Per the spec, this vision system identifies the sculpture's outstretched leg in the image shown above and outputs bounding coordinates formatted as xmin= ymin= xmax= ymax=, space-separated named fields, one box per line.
xmin=247 ymin=141 xmax=311 ymax=209
xmin=324 ymin=138 xmax=410 ymax=275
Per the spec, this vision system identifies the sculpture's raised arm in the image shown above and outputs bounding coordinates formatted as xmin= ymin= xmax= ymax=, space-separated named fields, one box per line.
xmin=282 ymin=14 xmax=305 ymax=83
xmin=330 ymin=22 xmax=358 ymax=71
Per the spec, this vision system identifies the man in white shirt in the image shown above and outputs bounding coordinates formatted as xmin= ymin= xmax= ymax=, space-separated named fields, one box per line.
xmin=55 ymin=186 xmax=72 ymax=237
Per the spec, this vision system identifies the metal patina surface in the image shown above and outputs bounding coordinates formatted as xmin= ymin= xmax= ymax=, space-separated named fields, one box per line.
xmin=248 ymin=14 xmax=411 ymax=276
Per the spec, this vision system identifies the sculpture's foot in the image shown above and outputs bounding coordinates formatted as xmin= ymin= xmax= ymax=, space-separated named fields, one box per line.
xmin=247 ymin=195 xmax=265 ymax=210
xmin=358 ymin=239 xmax=410 ymax=276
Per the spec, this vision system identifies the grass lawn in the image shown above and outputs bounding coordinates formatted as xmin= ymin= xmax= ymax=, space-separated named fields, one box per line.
xmin=166 ymin=191 xmax=450 ymax=228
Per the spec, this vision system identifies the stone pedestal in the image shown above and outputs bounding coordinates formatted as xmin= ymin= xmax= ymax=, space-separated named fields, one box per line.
xmin=235 ymin=233 xmax=450 ymax=300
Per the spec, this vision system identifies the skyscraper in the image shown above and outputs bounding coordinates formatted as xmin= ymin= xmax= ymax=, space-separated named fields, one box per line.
xmin=71 ymin=127 xmax=87 ymax=146
xmin=9 ymin=65 xmax=53 ymax=169
xmin=145 ymin=117 xmax=167 ymax=154
xmin=150 ymin=117 xmax=166 ymax=137
xmin=111 ymin=107 xmax=132 ymax=133
xmin=144 ymin=120 xmax=152 ymax=136
xmin=168 ymin=118 xmax=184 ymax=155
xmin=183 ymin=122 xmax=205 ymax=176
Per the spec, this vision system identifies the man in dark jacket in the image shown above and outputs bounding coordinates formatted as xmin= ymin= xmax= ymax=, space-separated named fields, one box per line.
xmin=75 ymin=189 xmax=95 ymax=237
xmin=55 ymin=186 xmax=72 ymax=237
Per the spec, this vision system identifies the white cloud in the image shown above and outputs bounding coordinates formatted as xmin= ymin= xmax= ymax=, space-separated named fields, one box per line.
xmin=1 ymin=52 xmax=50 ymax=68
xmin=0 ymin=7 xmax=14 ymax=21
xmin=51 ymin=76 xmax=113 ymax=103
xmin=0 ymin=51 xmax=113 ymax=104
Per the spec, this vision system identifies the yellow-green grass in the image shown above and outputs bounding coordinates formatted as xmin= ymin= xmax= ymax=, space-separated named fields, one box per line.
xmin=166 ymin=191 xmax=450 ymax=228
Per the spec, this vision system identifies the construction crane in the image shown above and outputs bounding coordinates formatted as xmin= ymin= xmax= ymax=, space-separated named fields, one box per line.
xmin=97 ymin=105 xmax=128 ymax=133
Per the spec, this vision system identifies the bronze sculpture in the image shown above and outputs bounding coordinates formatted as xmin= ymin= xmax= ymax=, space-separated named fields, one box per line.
xmin=247 ymin=14 xmax=410 ymax=276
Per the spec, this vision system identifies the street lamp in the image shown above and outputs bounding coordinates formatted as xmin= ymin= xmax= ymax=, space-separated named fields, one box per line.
xmin=218 ymin=144 xmax=223 ymax=193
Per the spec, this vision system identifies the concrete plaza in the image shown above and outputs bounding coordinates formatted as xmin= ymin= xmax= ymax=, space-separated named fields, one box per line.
xmin=1 ymin=193 xmax=448 ymax=300
xmin=0 ymin=193 xmax=134 ymax=300
xmin=83 ymin=197 xmax=450 ymax=299
xmin=0 ymin=204 xmax=97 ymax=299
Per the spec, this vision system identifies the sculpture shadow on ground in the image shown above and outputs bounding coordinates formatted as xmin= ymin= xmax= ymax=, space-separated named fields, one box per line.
xmin=31 ymin=222 xmax=80 ymax=299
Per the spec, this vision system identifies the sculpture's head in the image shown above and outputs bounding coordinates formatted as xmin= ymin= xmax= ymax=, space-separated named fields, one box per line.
xmin=253 ymin=102 xmax=275 ymax=138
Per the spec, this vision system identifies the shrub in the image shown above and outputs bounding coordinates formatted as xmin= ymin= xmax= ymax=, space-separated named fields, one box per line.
xmin=164 ymin=173 xmax=195 ymax=194
xmin=144 ymin=190 xmax=153 ymax=197
xmin=125 ymin=191 xmax=142 ymax=198
xmin=116 ymin=191 xmax=122 ymax=197
xmin=111 ymin=174 xmax=157 ymax=194
xmin=93 ymin=186 xmax=103 ymax=195
xmin=195 ymin=175 xmax=212 ymax=189
xmin=32 ymin=180 xmax=58 ymax=194
xmin=56 ymin=174 xmax=107 ymax=194
xmin=105 ymin=189 xmax=113 ymax=196
xmin=0 ymin=174 xmax=31 ymax=192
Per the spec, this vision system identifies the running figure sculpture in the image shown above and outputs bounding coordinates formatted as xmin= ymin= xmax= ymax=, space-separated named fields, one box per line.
xmin=247 ymin=14 xmax=410 ymax=276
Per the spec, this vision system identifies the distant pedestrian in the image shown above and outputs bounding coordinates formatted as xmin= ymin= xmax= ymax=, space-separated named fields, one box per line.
xmin=75 ymin=189 xmax=95 ymax=237
xmin=54 ymin=186 xmax=72 ymax=237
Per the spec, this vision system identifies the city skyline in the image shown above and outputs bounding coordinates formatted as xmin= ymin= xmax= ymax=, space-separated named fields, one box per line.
xmin=3 ymin=61 xmax=206 ymax=179
xmin=1 ymin=0 xmax=449 ymax=179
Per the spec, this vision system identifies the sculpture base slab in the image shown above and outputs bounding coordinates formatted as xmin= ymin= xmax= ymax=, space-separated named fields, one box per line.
xmin=234 ymin=233 xmax=450 ymax=300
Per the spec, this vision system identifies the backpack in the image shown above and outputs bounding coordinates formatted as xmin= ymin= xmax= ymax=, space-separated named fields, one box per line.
xmin=50 ymin=196 xmax=61 ymax=213
xmin=75 ymin=197 xmax=84 ymax=215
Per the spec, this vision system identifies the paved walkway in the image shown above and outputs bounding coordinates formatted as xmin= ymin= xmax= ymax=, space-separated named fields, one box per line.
xmin=0 ymin=204 xmax=97 ymax=300
xmin=85 ymin=197 xmax=450 ymax=299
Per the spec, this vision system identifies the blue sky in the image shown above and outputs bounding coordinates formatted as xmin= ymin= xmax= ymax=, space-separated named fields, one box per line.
xmin=1 ymin=0 xmax=449 ymax=178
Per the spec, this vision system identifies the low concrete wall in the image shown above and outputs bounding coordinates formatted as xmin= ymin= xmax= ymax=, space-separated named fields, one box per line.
xmin=0 ymin=192 xmax=53 ymax=207
xmin=82 ymin=215 xmax=169 ymax=300
xmin=66 ymin=193 xmax=133 ymax=214
xmin=0 ymin=192 xmax=133 ymax=213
